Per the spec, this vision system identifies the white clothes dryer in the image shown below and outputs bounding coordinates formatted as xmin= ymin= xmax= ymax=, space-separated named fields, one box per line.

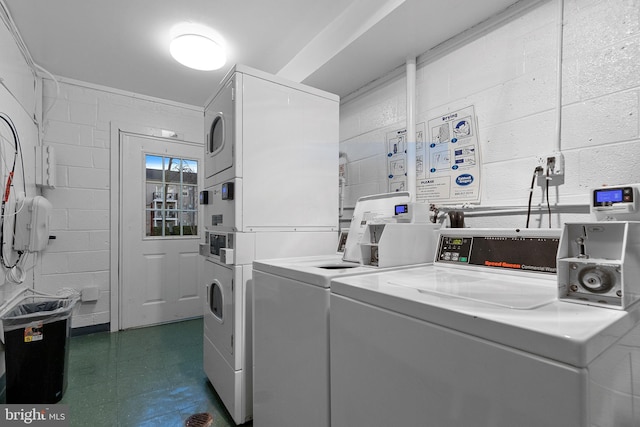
xmin=329 ymin=228 xmax=640 ymax=427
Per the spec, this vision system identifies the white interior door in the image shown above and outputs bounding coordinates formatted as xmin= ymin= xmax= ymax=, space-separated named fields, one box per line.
xmin=120 ymin=133 xmax=204 ymax=329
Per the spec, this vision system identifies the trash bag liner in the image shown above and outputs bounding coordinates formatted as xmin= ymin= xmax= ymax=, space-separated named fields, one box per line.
xmin=1 ymin=296 xmax=76 ymax=332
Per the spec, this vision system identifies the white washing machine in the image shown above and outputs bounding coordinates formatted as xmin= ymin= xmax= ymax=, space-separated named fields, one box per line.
xmin=252 ymin=192 xmax=440 ymax=427
xmin=252 ymin=253 xmax=443 ymax=427
xmin=329 ymin=228 xmax=640 ymax=427
xmin=251 ymin=256 xmax=361 ymax=427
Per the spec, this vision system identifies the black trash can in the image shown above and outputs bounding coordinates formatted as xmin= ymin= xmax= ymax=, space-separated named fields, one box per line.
xmin=1 ymin=295 xmax=77 ymax=404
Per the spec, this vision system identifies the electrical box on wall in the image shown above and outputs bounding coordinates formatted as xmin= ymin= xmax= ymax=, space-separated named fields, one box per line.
xmin=14 ymin=196 xmax=53 ymax=252
xmin=536 ymin=152 xmax=565 ymax=187
xmin=35 ymin=145 xmax=56 ymax=188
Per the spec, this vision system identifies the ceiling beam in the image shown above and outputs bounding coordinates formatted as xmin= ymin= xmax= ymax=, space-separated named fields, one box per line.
xmin=276 ymin=0 xmax=405 ymax=83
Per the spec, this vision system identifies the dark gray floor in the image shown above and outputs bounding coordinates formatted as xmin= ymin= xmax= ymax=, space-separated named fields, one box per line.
xmin=61 ymin=318 xmax=247 ymax=426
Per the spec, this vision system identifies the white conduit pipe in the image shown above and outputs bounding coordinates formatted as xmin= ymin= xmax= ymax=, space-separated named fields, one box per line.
xmin=433 ymin=203 xmax=589 ymax=213
xmin=554 ymin=0 xmax=565 ymax=153
xmin=406 ymin=57 xmax=417 ymax=202
xmin=433 ymin=203 xmax=589 ymax=220
xmin=339 ymin=152 xmax=347 ymax=217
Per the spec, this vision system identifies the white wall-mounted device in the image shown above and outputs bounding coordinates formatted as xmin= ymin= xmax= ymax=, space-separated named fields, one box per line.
xmin=394 ymin=202 xmax=430 ymax=223
xmin=13 ymin=196 xmax=52 ymax=252
xmin=591 ymin=183 xmax=640 ymax=221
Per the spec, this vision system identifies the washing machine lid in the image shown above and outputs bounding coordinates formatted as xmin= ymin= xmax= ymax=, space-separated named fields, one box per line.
xmin=253 ymin=254 xmax=378 ymax=288
xmin=331 ymin=265 xmax=634 ymax=368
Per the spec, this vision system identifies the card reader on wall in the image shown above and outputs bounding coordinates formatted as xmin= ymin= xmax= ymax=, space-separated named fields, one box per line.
xmin=221 ymin=182 xmax=234 ymax=200
xmin=591 ymin=184 xmax=640 ymax=221
xmin=14 ymin=196 xmax=53 ymax=252
xmin=199 ymin=190 xmax=210 ymax=204
xmin=394 ymin=202 xmax=429 ymax=223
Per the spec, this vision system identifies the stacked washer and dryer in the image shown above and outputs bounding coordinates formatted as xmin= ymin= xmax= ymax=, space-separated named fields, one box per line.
xmin=200 ymin=65 xmax=340 ymax=424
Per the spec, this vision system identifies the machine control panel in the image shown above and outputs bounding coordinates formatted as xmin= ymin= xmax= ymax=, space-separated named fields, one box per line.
xmin=438 ymin=237 xmax=472 ymax=263
xmin=436 ymin=231 xmax=560 ymax=274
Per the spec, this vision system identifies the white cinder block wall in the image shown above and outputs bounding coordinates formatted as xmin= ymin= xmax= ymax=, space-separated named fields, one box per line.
xmin=0 ymin=16 xmax=39 ymax=302
xmin=38 ymin=79 xmax=203 ymax=328
xmin=340 ymin=0 xmax=640 ymax=228
xmin=1 ymin=17 xmax=40 ymax=379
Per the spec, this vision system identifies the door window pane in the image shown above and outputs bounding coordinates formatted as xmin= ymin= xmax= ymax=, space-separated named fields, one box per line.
xmin=145 ymin=154 xmax=199 ymax=237
xmin=183 ymin=159 xmax=198 ymax=184
xmin=180 ymin=212 xmax=198 ymax=236
xmin=165 ymin=157 xmax=182 ymax=183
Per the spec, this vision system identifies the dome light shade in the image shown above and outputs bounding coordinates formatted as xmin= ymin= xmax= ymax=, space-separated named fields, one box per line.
xmin=170 ymin=33 xmax=226 ymax=71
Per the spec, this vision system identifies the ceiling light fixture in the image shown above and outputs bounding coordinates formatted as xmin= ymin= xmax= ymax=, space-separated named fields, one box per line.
xmin=169 ymin=23 xmax=227 ymax=71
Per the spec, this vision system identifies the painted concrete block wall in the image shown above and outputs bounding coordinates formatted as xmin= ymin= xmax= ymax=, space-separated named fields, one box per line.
xmin=0 ymin=22 xmax=39 ymax=302
xmin=339 ymin=0 xmax=640 ymax=228
xmin=1 ymin=19 xmax=40 ymax=385
xmin=39 ymin=79 xmax=203 ymax=328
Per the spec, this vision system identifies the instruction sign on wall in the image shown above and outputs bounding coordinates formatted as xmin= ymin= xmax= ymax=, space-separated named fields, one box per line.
xmin=386 ymin=128 xmax=408 ymax=193
xmin=418 ymin=105 xmax=481 ymax=203
xmin=387 ymin=105 xmax=481 ymax=203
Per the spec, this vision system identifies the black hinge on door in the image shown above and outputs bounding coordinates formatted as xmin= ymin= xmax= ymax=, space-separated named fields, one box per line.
xmin=231 ymin=279 xmax=234 ymax=292
xmin=231 ymin=334 xmax=234 ymax=349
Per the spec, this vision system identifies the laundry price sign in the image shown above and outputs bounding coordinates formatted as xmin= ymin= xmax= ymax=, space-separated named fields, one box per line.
xmin=417 ymin=105 xmax=481 ymax=203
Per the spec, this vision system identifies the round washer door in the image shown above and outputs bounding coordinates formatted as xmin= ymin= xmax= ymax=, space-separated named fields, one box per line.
xmin=204 ymin=259 xmax=235 ymax=366
xmin=204 ymin=76 xmax=234 ymax=179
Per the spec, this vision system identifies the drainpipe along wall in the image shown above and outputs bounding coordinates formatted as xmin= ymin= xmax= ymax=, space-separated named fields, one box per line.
xmin=406 ymin=57 xmax=416 ymax=201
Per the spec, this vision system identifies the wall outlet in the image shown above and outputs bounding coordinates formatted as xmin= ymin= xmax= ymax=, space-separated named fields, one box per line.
xmin=536 ymin=152 xmax=565 ymax=186
xmin=81 ymin=286 xmax=100 ymax=302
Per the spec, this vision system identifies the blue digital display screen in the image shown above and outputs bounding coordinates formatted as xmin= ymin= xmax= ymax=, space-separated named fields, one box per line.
xmin=595 ymin=189 xmax=623 ymax=203
xmin=395 ymin=204 xmax=408 ymax=215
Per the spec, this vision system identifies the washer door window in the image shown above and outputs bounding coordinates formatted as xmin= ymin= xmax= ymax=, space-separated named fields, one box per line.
xmin=209 ymin=115 xmax=224 ymax=156
xmin=204 ymin=260 xmax=235 ymax=364
xmin=209 ymin=280 xmax=224 ymax=320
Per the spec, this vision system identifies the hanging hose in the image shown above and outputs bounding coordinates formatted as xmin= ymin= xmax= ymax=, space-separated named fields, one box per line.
xmin=0 ymin=113 xmax=27 ymax=270
xmin=526 ymin=166 xmax=543 ymax=228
